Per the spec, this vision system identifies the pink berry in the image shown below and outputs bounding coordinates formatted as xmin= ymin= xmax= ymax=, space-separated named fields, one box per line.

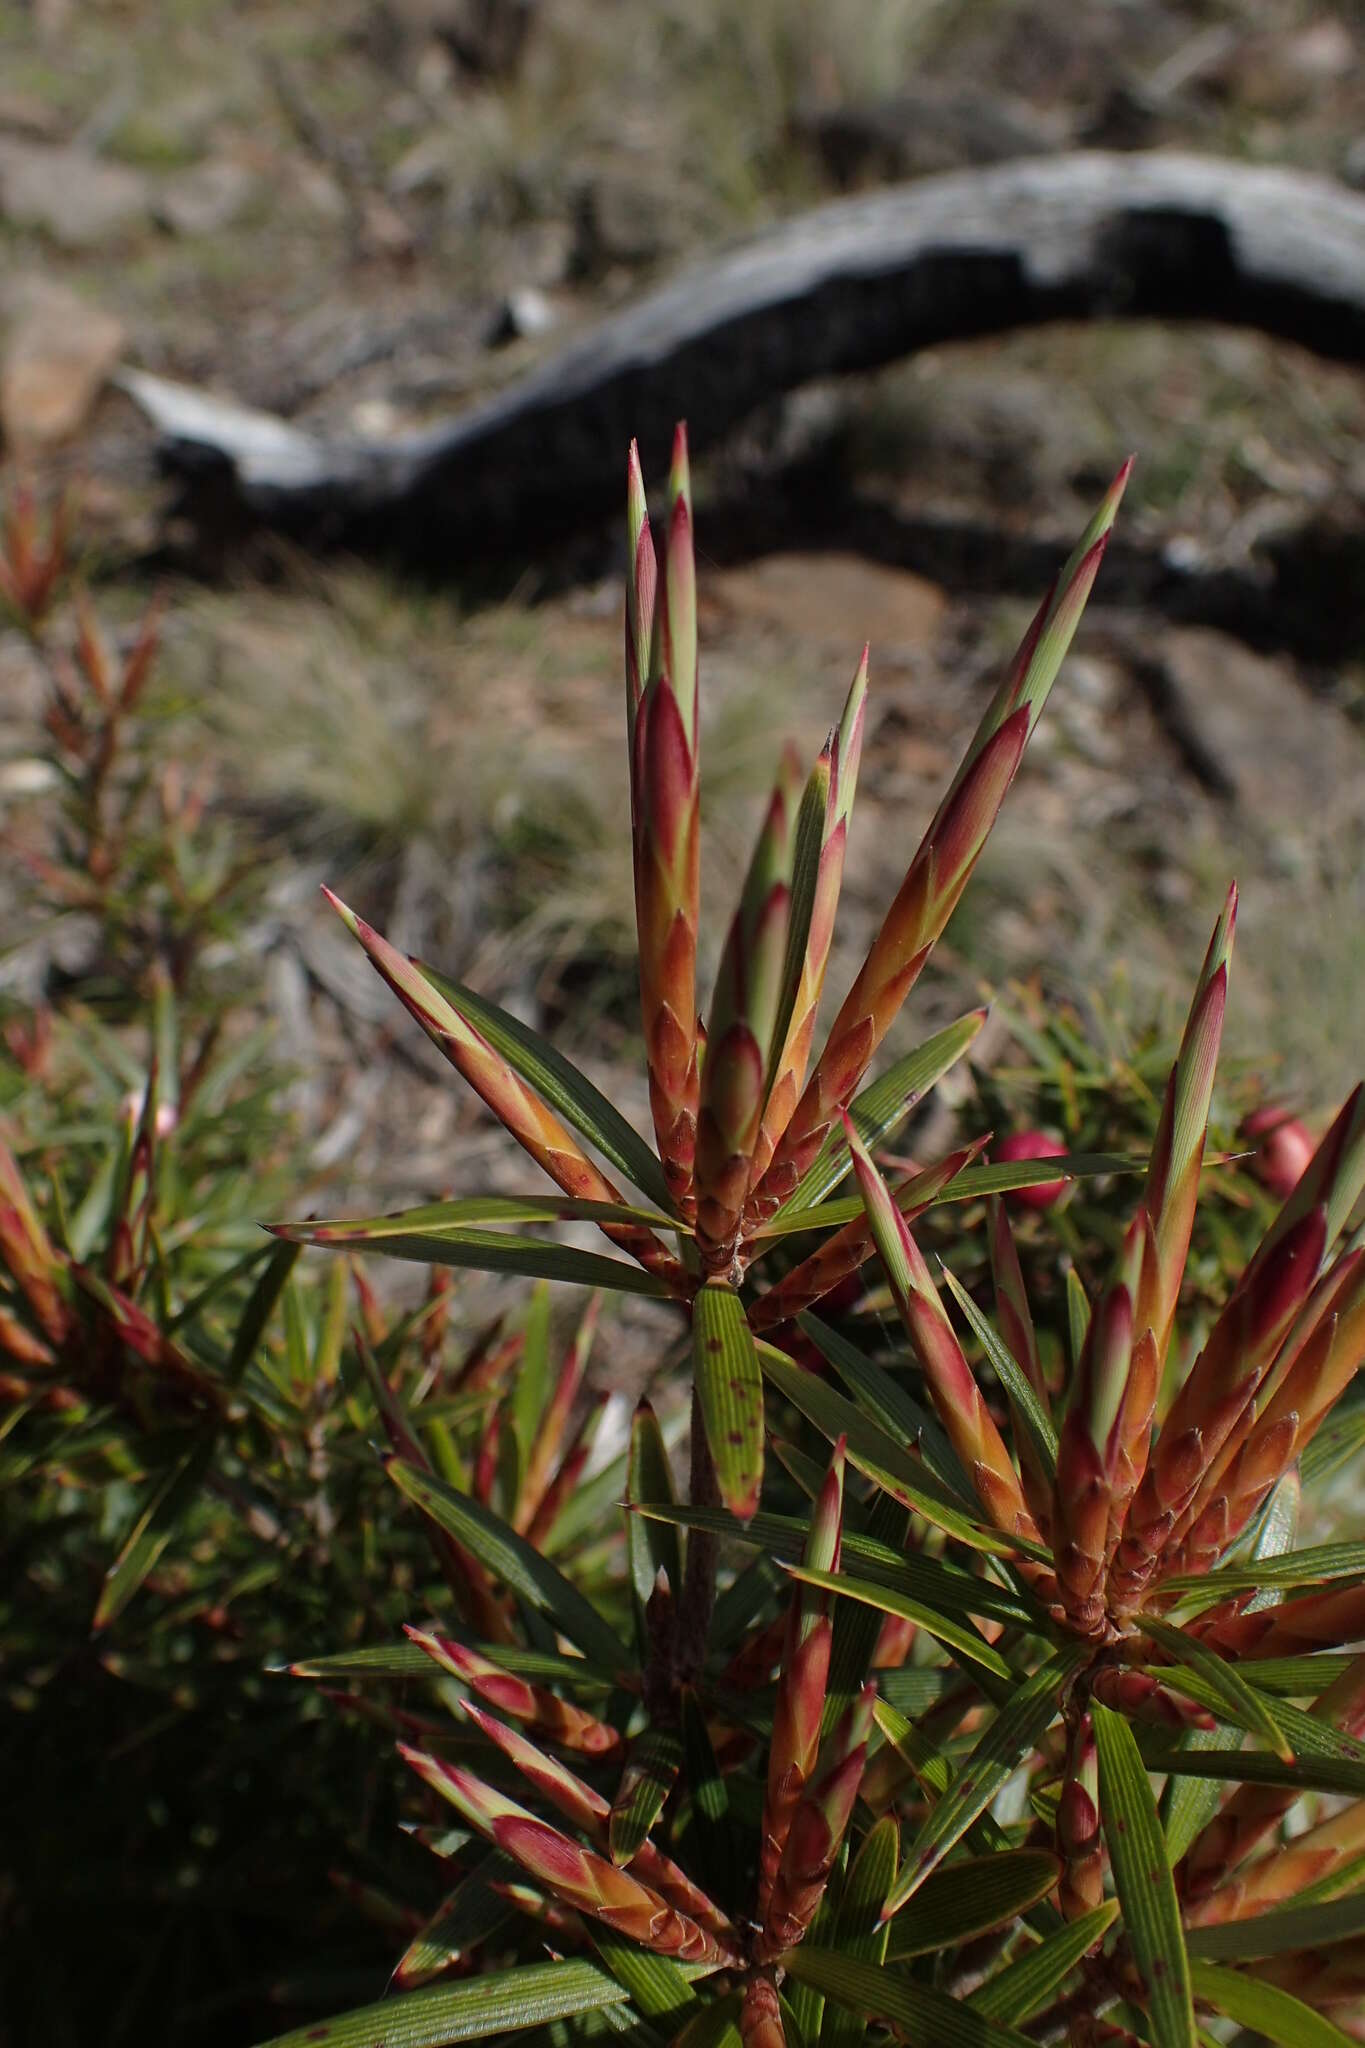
xmin=995 ymin=1129 xmax=1068 ymax=1210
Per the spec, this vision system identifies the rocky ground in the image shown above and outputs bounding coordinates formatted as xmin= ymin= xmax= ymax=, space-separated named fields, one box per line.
xmin=2 ymin=0 xmax=1364 ymax=1265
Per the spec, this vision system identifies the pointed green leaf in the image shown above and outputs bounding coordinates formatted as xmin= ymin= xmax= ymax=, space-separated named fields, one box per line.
xmin=1162 ymin=1543 xmax=1365 ymax=1602
xmin=1093 ymin=1699 xmax=1196 ymax=2048
xmin=1066 ymin=1268 xmax=1089 ymax=1374
xmin=819 ymin=1816 xmax=898 ymax=2048
xmin=385 ymin=1457 xmax=629 ymax=1671
xmin=1162 ymin=1724 xmax=1237 ymax=1866
xmin=939 ymin=1265 xmax=1059 ymax=1471
xmin=799 ymin=1313 xmax=973 ymax=1505
xmin=227 ymin=1239 xmax=301 ymax=1381
xmin=273 ymin=1224 xmax=674 ymax=1297
xmin=1186 ymin=1888 xmax=1365 ymax=1961
xmin=249 ymin=1957 xmax=633 ymax=2048
xmin=1141 ymin=1617 xmax=1293 ymax=1762
xmin=694 ymin=1283 xmax=763 ymax=1522
xmin=419 ymin=963 xmax=678 ymax=1214
xmin=968 ymin=1903 xmax=1119 ymax=2025
xmin=888 ymin=1644 xmax=1089 ymax=1914
xmin=590 ymin=1930 xmax=698 ymax=2031
xmin=633 ymin=1506 xmax=1037 ymax=1631
xmin=609 ymin=1727 xmax=682 ymax=1865
xmin=884 ymin=1850 xmax=1061 ymax=1960
xmin=781 ymin=1564 xmax=1014 ymax=1683
xmin=94 ymin=1436 xmax=214 ymax=1631
xmin=274 ymin=1194 xmax=681 ymax=1238
xmin=1190 ymin=1961 xmax=1356 ymax=2048
xmin=627 ymin=1401 xmax=680 ymax=1655
xmin=775 ymin=1014 xmax=987 ymax=1219
xmin=756 ymin=1341 xmax=1044 ymax=1562
xmin=394 ymin=1851 xmax=518 ymax=1988
xmin=1142 ymin=1750 xmax=1365 ymax=1799
xmin=781 ymin=1948 xmax=1032 ymax=2048
xmin=765 ymin=1154 xmax=1144 ymax=1238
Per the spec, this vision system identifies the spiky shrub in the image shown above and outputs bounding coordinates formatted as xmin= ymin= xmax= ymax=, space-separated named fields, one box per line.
xmin=276 ymin=426 xmax=1131 ymax=1561
xmin=255 ymin=940 xmax=1365 ymax=2048
xmin=255 ymin=434 xmax=1365 ymax=2047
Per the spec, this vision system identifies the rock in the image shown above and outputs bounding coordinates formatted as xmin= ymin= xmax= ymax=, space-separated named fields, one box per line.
xmin=0 ymin=277 xmax=126 ymax=449
xmin=705 ymin=554 xmax=947 ymax=656
xmin=0 ymin=141 xmax=150 ymax=247
xmin=154 ymin=158 xmax=255 ymax=237
xmin=485 ymin=286 xmax=558 ymax=347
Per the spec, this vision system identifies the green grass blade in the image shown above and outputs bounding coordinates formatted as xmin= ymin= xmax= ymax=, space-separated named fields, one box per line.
xmin=1190 ymin=1960 xmax=1356 ymax=2048
xmin=1093 ymin=1699 xmax=1196 ymax=2048
xmin=385 ymin=1457 xmax=629 ymax=1671
xmin=1162 ymin=1723 xmax=1237 ymax=1866
xmin=393 ymin=1852 xmax=518 ymax=1989
xmin=1066 ymin=1267 xmax=1090 ymax=1372
xmin=888 ymin=1644 xmax=1089 ymax=1912
xmin=419 ymin=963 xmax=678 ymax=1214
xmin=273 ymin=1194 xmax=680 ymax=1238
xmin=590 ymin=1931 xmax=698 ymax=2031
xmin=226 ymin=1239 xmax=300 ymax=1381
xmin=766 ymin=1154 xmax=1144 ymax=1237
xmin=884 ymin=1850 xmax=1061 ymax=1960
xmin=968 ymin=1903 xmax=1119 ymax=2025
xmin=250 ymin=1957 xmax=633 ymax=2048
xmin=1142 ymin=1750 xmax=1365 ymax=1799
xmin=694 ymin=1282 xmax=763 ymax=1521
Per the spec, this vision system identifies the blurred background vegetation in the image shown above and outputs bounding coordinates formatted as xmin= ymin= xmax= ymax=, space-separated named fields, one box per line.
xmin=1 ymin=0 xmax=1363 ymax=2042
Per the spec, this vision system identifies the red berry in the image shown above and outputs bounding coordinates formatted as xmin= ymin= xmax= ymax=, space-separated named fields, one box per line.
xmin=995 ymin=1129 xmax=1068 ymax=1209
xmin=1240 ymin=1106 xmax=1316 ymax=1202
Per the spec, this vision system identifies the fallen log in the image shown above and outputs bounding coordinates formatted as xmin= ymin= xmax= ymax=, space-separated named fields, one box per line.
xmin=122 ymin=151 xmax=1365 ymax=558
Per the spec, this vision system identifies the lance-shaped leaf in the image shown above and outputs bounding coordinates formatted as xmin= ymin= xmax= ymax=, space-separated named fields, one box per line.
xmin=249 ymin=1956 xmax=633 ymax=2048
xmin=1182 ymin=1653 xmax=1365 ymax=1905
xmin=1140 ymin=1616 xmax=1292 ymax=1761
xmin=969 ymin=1903 xmax=1120 ymax=2026
xmin=843 ymin=1117 xmax=1054 ymax=1587
xmin=385 ymin=1456 xmax=628 ymax=1671
xmin=609 ymin=1727 xmax=682 ymax=1866
xmin=632 ymin=427 xmax=701 ymax=1209
xmin=757 ymin=1438 xmax=845 ymax=1922
xmin=695 ymin=750 xmax=802 ymax=1263
xmin=406 ymin=1627 xmax=621 ymax=1755
xmin=624 ymin=439 xmax=655 ymax=762
xmin=0 ymin=1134 xmax=71 ymax=1344
xmin=749 ymin=1138 xmax=987 ymax=1334
xmin=763 ymin=1010 xmax=987 ymax=1226
xmin=756 ymin=464 xmax=1129 ymax=1208
xmin=1131 ymin=887 xmax=1237 ymax=1376
xmin=693 ymin=1281 xmax=764 ymax=1521
xmin=1249 ymin=1083 xmax=1365 ymax=1282
xmin=627 ymin=1398 xmax=681 ymax=1658
xmin=747 ymin=653 xmax=868 ymax=1219
xmin=517 ymin=1291 xmax=598 ymax=1529
xmin=758 ymin=1683 xmax=876 ymax=1960
xmin=1093 ymin=1700 xmax=1196 ymax=2048
xmin=320 ymin=891 xmax=685 ymax=1287
xmin=782 ymin=1947 xmax=1034 ymax=2048
xmin=393 ymin=1850 xmax=519 ymax=1989
xmin=885 ymin=1849 xmax=1061 ymax=1960
xmin=755 ymin=1337 xmax=1041 ymax=1561
xmin=592 ymin=1927 xmax=699 ymax=2033
xmin=1190 ymin=1961 xmax=1357 ymax=2048
xmin=418 ymin=962 xmax=677 ymax=1215
xmin=818 ymin=1814 xmax=898 ymax=2048
xmin=93 ymin=1436 xmax=214 ymax=1632
xmin=886 ymin=1643 xmax=1089 ymax=1915
xmin=400 ymin=1745 xmax=738 ymax=1965
xmin=985 ymin=1196 xmax=1053 ymax=1531
xmin=274 ymin=1215 xmax=675 ymax=1298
